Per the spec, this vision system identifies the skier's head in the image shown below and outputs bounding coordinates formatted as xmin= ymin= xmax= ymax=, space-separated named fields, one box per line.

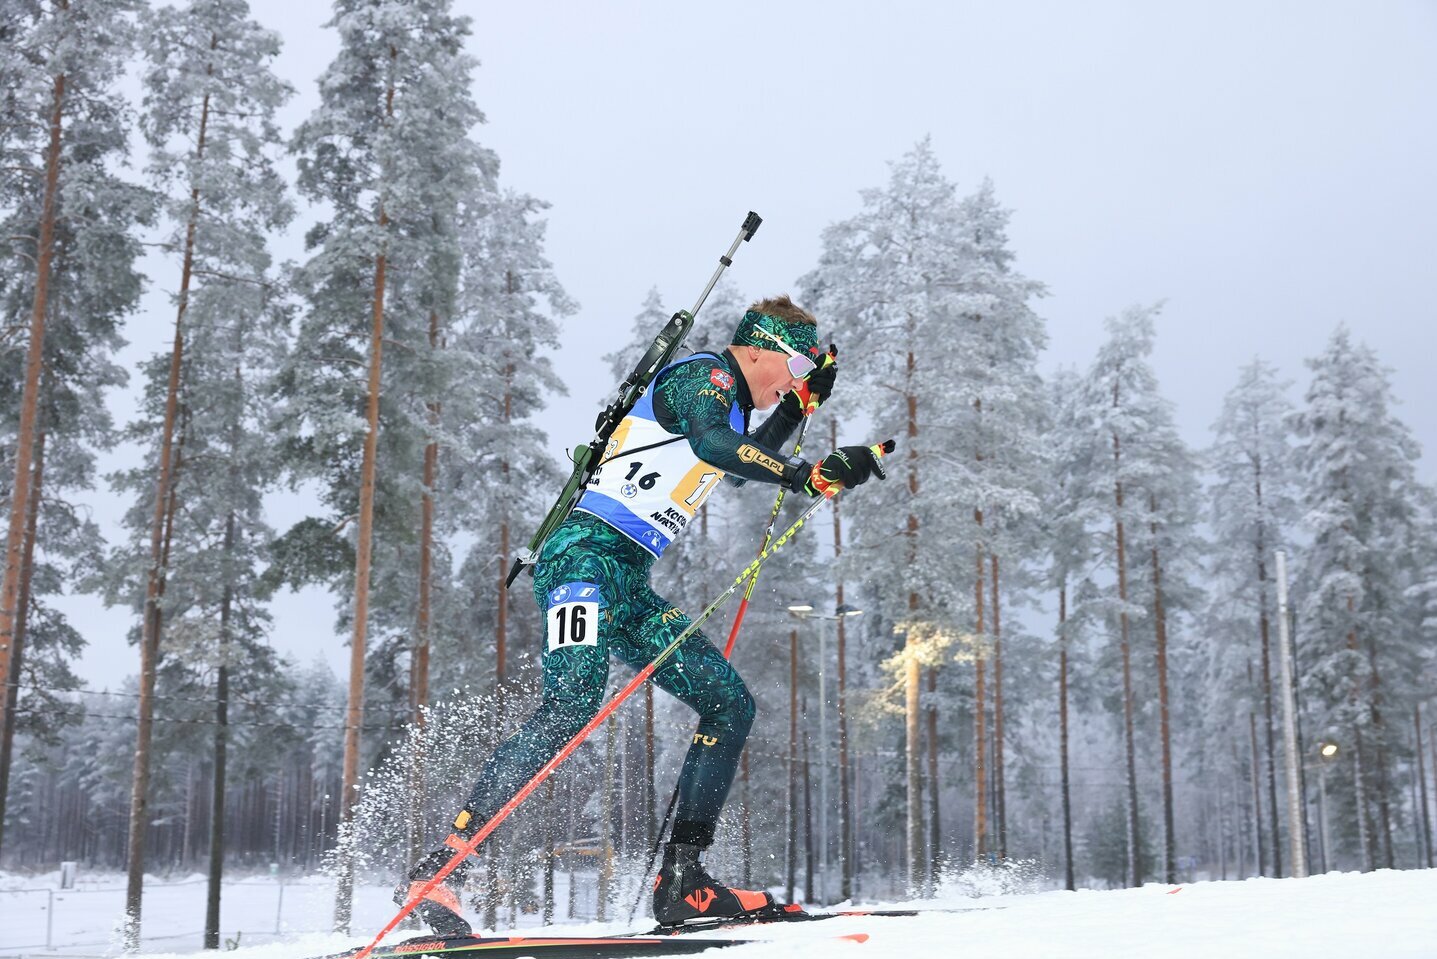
xmin=730 ymin=295 xmax=820 ymax=411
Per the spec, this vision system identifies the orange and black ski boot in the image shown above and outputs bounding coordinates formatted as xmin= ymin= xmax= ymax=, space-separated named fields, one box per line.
xmin=652 ymin=842 xmax=782 ymax=927
xmin=394 ymin=846 xmax=472 ymax=938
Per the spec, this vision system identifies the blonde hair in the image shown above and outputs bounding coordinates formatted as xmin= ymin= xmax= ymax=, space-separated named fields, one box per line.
xmin=746 ymin=293 xmax=816 ymax=326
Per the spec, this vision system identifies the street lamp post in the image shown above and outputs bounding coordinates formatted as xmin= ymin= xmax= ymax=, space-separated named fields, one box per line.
xmin=1316 ymin=741 xmax=1339 ymax=873
xmin=788 ymin=602 xmax=862 ymax=905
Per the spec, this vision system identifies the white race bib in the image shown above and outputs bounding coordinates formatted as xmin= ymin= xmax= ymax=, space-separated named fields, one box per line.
xmin=545 ymin=582 xmax=602 ymax=653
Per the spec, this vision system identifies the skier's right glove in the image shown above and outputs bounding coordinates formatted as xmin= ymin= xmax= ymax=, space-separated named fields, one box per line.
xmin=801 ymin=440 xmax=895 ymax=498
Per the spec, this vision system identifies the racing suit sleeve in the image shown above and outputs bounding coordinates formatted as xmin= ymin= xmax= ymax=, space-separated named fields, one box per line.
xmin=749 ymin=391 xmax=805 ymax=451
xmin=651 ymin=359 xmax=808 ymax=490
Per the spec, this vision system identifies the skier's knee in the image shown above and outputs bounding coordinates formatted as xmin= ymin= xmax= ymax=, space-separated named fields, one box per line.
xmin=541 ymin=685 xmax=604 ymax=741
xmin=716 ymin=683 xmax=755 ymax=737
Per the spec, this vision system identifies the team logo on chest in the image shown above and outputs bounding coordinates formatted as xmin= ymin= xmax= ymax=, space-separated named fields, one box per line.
xmin=710 ymin=367 xmax=732 ymax=389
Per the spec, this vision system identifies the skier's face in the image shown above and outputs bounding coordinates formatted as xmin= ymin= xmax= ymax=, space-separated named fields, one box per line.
xmin=747 ymin=347 xmax=807 ymax=411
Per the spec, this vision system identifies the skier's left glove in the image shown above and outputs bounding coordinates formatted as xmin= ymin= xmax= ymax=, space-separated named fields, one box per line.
xmin=799 ymin=439 xmax=895 ymax=498
xmin=782 ymin=344 xmax=838 ymax=417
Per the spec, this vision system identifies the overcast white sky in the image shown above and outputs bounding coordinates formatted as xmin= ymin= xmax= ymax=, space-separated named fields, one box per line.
xmin=63 ymin=1 xmax=1437 ymax=688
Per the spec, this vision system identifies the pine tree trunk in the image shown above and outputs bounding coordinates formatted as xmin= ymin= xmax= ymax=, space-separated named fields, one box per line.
xmin=903 ymin=345 xmax=926 ymax=890
xmin=644 ymin=683 xmax=655 ymax=850
xmin=1364 ymin=637 xmax=1395 ymax=869
xmin=542 ymin=778 xmax=555 ymax=924
xmin=413 ymin=309 xmax=440 ymax=727
xmin=0 ymin=70 xmax=65 ymax=860
xmin=335 ymin=50 xmax=396 ymax=933
xmin=788 ymin=628 xmax=799 ymax=903
xmin=597 ymin=716 xmax=615 ymax=921
xmin=740 ymin=749 xmax=752 ymax=886
xmin=1254 ymin=512 xmax=1282 ymax=877
xmin=904 ymin=639 xmax=923 ymax=895
xmin=1416 ymin=707 xmax=1433 ymax=868
xmin=852 ymin=751 xmax=863 ymax=895
xmin=803 ymin=722 xmax=814 ymax=903
xmin=1112 ymin=424 xmax=1140 ymax=888
xmin=0 ymin=424 xmax=45 ymax=858
xmin=991 ymin=553 xmax=1006 ymax=861
xmin=204 ymin=509 xmax=235 ymax=949
xmin=130 ymin=48 xmax=219 ymax=934
xmin=335 ymin=214 xmax=386 ymax=933
xmin=1149 ymin=500 xmax=1176 ymax=883
xmin=1058 ymin=581 xmax=1075 ymax=891
xmin=831 ymin=416 xmax=853 ymax=901
xmin=925 ymin=666 xmax=939 ymax=886
xmin=1249 ymin=704 xmax=1265 ymax=875
xmin=1428 ymin=724 xmax=1437 ymax=870
xmin=973 ymin=539 xmax=988 ymax=860
xmin=407 ymin=311 xmax=440 ymax=867
xmin=1347 ymin=614 xmax=1373 ymax=871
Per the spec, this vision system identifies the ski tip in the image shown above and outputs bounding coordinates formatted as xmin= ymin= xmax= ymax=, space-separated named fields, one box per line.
xmin=840 ymin=933 xmax=870 ymax=944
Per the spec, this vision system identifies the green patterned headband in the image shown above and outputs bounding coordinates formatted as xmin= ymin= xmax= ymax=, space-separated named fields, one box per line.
xmin=733 ymin=310 xmax=820 ymax=359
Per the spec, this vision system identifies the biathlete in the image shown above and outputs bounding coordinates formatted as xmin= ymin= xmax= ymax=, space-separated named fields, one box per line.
xmin=399 ymin=295 xmax=890 ymax=931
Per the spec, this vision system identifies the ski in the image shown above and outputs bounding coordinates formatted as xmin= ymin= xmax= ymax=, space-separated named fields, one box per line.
xmin=318 ymin=931 xmax=766 ymax=959
xmin=645 ymin=905 xmax=910 ymax=935
xmin=645 ymin=905 xmax=990 ymax=936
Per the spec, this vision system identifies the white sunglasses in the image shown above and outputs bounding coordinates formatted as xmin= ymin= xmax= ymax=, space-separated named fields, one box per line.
xmin=751 ymin=325 xmax=818 ymax=379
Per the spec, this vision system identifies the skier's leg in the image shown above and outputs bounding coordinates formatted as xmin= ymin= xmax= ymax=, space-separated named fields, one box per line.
xmin=611 ymin=592 xmax=776 ymax=923
xmin=618 ymin=611 xmax=754 ymax=847
xmin=402 ymin=527 xmax=622 ymax=934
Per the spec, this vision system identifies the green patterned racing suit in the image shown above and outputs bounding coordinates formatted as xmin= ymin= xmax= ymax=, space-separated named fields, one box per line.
xmin=453 ymin=348 xmax=807 ymax=849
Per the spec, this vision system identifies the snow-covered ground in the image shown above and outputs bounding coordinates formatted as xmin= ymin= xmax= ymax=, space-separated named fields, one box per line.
xmin=2 ymin=868 xmax=1434 ymax=959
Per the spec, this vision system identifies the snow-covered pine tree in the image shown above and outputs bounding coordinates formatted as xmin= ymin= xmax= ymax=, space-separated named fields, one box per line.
xmin=446 ymin=185 xmax=572 ymax=925
xmin=948 ymin=178 xmax=1048 ymax=862
xmin=802 ymin=140 xmax=961 ymax=891
xmin=90 ymin=0 xmax=295 ymax=941
xmin=1289 ymin=326 xmax=1423 ymax=871
xmin=804 ymin=140 xmax=1047 ymax=884
xmin=283 ymin=0 xmax=497 ymax=926
xmin=0 ymin=0 xmax=151 ymax=863
xmin=1072 ymin=303 xmax=1177 ymax=888
xmin=1205 ymin=358 xmax=1300 ymax=877
xmin=1123 ymin=369 xmax=1205 ymax=884
xmin=1045 ymin=365 xmax=1099 ymax=889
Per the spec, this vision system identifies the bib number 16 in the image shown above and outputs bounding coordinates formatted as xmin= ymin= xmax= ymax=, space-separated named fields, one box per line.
xmin=547 ymin=600 xmax=599 ymax=652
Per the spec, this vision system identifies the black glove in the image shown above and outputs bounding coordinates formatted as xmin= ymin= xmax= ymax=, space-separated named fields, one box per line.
xmin=784 ymin=344 xmax=838 ymax=417
xmin=802 ymin=439 xmax=895 ymax=498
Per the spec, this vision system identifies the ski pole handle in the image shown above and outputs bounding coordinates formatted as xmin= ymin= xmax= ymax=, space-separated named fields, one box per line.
xmin=804 ymin=346 xmax=838 ymax=417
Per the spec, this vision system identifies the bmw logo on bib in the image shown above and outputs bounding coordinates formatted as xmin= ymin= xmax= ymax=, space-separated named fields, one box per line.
xmin=621 ymin=482 xmax=638 ymax=499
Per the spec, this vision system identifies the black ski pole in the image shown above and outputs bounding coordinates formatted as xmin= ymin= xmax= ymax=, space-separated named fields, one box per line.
xmin=506 ymin=211 xmax=762 ymax=588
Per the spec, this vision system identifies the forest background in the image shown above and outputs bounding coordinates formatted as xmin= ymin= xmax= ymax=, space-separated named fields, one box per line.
xmin=1 ymin=0 xmax=1435 ymax=950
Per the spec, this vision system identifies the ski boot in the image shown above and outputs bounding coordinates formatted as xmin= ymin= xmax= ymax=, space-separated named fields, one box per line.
xmin=652 ymin=842 xmax=782 ymax=927
xmin=394 ymin=845 xmax=473 ymax=938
